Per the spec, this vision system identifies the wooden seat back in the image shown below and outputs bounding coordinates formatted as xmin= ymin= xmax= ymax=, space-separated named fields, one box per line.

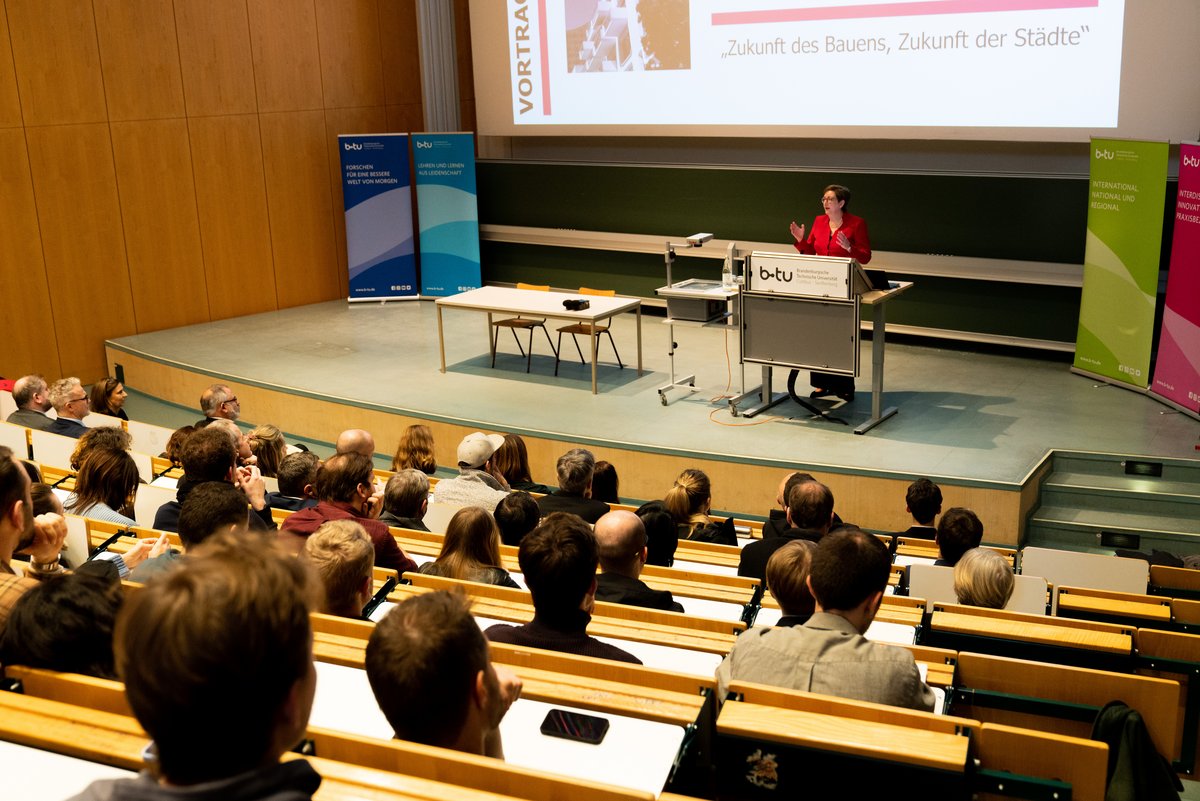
xmin=954 ymin=651 xmax=1181 ymax=760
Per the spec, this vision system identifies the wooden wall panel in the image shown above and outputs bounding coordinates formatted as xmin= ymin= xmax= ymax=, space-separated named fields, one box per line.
xmin=26 ymin=124 xmax=136 ymax=379
xmin=379 ymin=0 xmax=422 ymax=106
xmin=315 ymin=0 xmax=385 ymax=110
xmin=0 ymin=7 xmax=23 ymax=128
xmin=188 ymin=114 xmax=278 ymax=321
xmin=111 ymin=120 xmax=209 ymax=333
xmin=0 ymin=129 xmax=60 ymax=377
xmin=386 ymin=104 xmax=423 ymax=134
xmin=173 ymin=0 xmax=257 ymax=117
xmin=93 ymin=0 xmax=185 ymax=121
xmin=247 ymin=0 xmax=323 ymax=113
xmin=6 ymin=0 xmax=107 ymax=125
xmin=259 ymin=111 xmax=341 ymax=308
xmin=324 ymin=106 xmax=389 ymax=299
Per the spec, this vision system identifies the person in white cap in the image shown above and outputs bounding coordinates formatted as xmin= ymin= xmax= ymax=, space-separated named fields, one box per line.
xmin=431 ymin=433 xmax=511 ymax=511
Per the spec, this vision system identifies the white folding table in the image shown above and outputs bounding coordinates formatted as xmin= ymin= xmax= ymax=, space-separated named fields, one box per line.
xmin=436 ymin=286 xmax=643 ymax=394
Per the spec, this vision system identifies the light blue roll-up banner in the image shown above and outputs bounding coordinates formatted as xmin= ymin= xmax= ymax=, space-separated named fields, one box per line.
xmin=338 ymin=133 xmax=417 ymax=302
xmin=412 ymin=133 xmax=482 ymax=296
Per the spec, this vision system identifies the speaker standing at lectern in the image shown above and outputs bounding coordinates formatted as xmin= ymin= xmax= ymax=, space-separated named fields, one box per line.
xmin=789 ymin=184 xmax=873 ymax=402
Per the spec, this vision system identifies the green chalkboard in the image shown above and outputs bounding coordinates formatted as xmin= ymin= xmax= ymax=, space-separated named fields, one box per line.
xmin=477 ymin=161 xmax=1090 ymax=264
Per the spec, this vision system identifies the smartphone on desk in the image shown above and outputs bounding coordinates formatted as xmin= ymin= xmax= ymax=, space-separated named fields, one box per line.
xmin=540 ymin=708 xmax=610 ymax=745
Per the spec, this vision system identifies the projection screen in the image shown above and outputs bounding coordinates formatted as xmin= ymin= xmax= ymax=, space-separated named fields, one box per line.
xmin=470 ymin=0 xmax=1200 ymax=142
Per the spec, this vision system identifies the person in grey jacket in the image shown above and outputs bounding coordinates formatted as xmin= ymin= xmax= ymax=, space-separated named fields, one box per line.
xmin=717 ymin=528 xmax=935 ymax=712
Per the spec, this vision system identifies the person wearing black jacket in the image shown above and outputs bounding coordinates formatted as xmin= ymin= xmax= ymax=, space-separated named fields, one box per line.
xmin=594 ymin=510 xmax=684 ymax=613
xmin=739 ymin=480 xmax=833 ymax=581
xmin=152 ymin=427 xmax=275 ymax=533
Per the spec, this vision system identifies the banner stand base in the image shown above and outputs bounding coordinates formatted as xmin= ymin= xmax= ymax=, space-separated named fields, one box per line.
xmin=347 ymin=296 xmax=421 ymax=304
xmin=1148 ymin=391 xmax=1200 ymax=422
xmin=1070 ymin=366 xmax=1151 ymax=395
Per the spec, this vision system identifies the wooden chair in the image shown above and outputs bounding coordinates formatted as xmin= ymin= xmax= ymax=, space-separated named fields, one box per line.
xmin=491 ymin=283 xmax=557 ymax=373
xmin=554 ymin=287 xmax=623 ymax=376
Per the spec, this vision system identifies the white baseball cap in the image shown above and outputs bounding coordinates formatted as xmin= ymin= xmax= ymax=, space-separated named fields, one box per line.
xmin=457 ymin=432 xmax=506 ymax=469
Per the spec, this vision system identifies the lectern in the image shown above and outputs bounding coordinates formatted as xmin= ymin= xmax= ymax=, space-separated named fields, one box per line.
xmin=729 ymin=251 xmax=911 ymax=434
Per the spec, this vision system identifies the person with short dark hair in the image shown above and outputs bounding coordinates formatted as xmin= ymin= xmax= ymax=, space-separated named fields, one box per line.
xmin=367 ymin=591 xmax=522 ymax=757
xmin=594 ymin=510 xmax=683 ymax=612
xmin=131 ymin=482 xmax=252 ymax=582
xmin=535 ymin=448 xmax=609 ymax=523
xmin=152 ymin=426 xmax=274 ymax=533
xmin=0 ymin=572 xmax=121 ymax=678
xmin=738 ymin=480 xmax=834 ymax=580
xmin=279 ymin=453 xmax=416 ymax=573
xmin=68 ymin=534 xmax=321 ymax=800
xmin=494 ymin=491 xmax=539 ymax=547
xmin=379 ymin=469 xmax=431 ymax=531
xmin=894 ymin=478 xmax=942 ymax=544
xmin=762 ymin=472 xmax=847 ymax=539
xmin=765 ymin=540 xmax=817 ymax=626
xmin=485 ymin=513 xmax=640 ymax=664
xmin=268 ymin=451 xmax=320 ymax=512
xmin=303 ymin=520 xmax=374 ymax=619
xmin=935 ymin=507 xmax=984 ymax=567
xmin=635 ymin=500 xmax=678 ymax=567
xmin=6 ymin=374 xmax=54 ymax=430
xmin=1 ymin=446 xmax=70 ymax=637
xmin=718 ymin=528 xmax=934 ymax=710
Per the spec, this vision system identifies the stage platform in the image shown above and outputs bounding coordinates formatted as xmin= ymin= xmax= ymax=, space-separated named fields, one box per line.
xmin=105 ymin=298 xmax=1199 ymax=546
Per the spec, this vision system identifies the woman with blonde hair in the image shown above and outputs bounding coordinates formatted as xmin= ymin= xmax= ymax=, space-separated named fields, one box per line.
xmin=665 ymin=468 xmax=712 ymax=531
xmin=953 ymin=548 xmax=1015 ymax=609
xmin=492 ymin=433 xmax=550 ymax=493
xmin=246 ymin=423 xmax=286 ymax=478
xmin=392 ymin=424 xmax=437 ymax=474
xmin=418 ymin=507 xmax=519 ymax=588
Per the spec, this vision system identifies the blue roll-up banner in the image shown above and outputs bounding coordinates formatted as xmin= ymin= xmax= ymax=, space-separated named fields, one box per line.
xmin=412 ymin=132 xmax=482 ymax=296
xmin=338 ymin=133 xmax=418 ymax=302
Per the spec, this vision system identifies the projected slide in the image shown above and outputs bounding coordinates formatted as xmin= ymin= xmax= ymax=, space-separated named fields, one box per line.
xmin=506 ymin=0 xmax=1125 ymax=128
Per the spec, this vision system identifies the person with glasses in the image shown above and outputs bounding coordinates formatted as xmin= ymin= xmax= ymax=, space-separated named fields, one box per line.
xmin=45 ymin=377 xmax=91 ymax=438
xmin=196 ymin=383 xmax=240 ymax=428
xmin=789 ymin=184 xmax=873 ymax=402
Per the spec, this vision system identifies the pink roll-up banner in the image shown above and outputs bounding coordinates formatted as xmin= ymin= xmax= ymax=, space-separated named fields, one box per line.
xmin=1150 ymin=142 xmax=1200 ymax=417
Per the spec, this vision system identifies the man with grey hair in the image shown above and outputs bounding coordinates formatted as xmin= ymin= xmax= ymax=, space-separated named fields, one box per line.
xmin=379 ymin=469 xmax=431 ymax=531
xmin=431 ymin=432 xmax=510 ymax=511
xmin=535 ymin=448 xmax=608 ymax=523
xmin=46 ymin=378 xmax=89 ymax=439
xmin=197 ymin=383 xmax=239 ymax=426
xmin=335 ymin=429 xmax=375 ymax=459
xmin=6 ymin=375 xmax=54 ymax=431
xmin=594 ymin=510 xmax=683 ymax=612
xmin=208 ymin=418 xmax=257 ymax=467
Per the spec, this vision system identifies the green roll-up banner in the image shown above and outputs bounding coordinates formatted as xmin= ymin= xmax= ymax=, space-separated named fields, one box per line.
xmin=1073 ymin=138 xmax=1169 ymax=389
